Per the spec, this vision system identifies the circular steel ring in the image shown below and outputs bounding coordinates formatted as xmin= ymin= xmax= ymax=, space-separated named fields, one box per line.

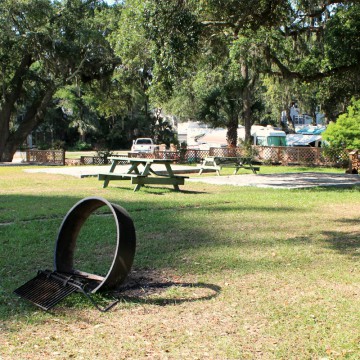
xmin=54 ymin=197 xmax=136 ymax=293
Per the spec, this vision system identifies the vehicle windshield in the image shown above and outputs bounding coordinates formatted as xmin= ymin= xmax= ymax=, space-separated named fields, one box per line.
xmin=136 ymin=139 xmax=152 ymax=144
xmin=256 ymin=136 xmax=286 ymax=146
xmin=268 ymin=136 xmax=287 ymax=146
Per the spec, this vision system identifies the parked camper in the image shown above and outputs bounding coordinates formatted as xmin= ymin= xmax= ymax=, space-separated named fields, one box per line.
xmin=251 ymin=126 xmax=287 ymax=146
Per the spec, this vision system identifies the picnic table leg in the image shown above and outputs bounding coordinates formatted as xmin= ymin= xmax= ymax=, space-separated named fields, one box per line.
xmin=246 ymin=161 xmax=257 ymax=174
xmin=103 ymin=161 xmax=117 ymax=188
xmin=198 ymin=159 xmax=205 ymax=175
xmin=127 ymin=163 xmax=141 ymax=174
xmin=164 ymin=163 xmax=180 ymax=191
xmin=133 ymin=162 xmax=152 ymax=191
xmin=214 ymin=160 xmax=221 ymax=176
xmin=239 ymin=158 xmax=258 ymax=174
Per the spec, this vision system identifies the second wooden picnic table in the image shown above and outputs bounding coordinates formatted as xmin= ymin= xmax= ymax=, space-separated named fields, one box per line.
xmin=198 ymin=156 xmax=260 ymax=176
xmin=98 ymin=157 xmax=188 ymax=191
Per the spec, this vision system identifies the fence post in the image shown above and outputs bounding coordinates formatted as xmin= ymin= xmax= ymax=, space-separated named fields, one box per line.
xmin=315 ymin=148 xmax=320 ymax=165
xmin=277 ymin=147 xmax=281 ymax=163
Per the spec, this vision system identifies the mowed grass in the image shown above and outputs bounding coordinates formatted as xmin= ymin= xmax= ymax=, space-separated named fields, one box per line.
xmin=0 ymin=165 xmax=359 ymax=359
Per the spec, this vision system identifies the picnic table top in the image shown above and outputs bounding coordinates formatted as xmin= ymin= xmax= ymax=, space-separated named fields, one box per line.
xmin=109 ymin=156 xmax=174 ymax=164
xmin=205 ymin=156 xmax=252 ymax=162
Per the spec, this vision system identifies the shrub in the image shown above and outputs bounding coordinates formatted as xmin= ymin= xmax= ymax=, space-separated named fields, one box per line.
xmin=322 ymin=98 xmax=360 ymax=150
xmin=74 ymin=141 xmax=92 ymax=151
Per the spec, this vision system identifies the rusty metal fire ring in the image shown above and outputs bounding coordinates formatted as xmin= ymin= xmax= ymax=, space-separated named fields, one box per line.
xmin=54 ymin=197 xmax=136 ymax=293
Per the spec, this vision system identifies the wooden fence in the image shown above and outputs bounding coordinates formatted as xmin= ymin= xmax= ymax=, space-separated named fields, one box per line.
xmin=26 ymin=149 xmax=65 ymax=165
xmin=27 ymin=146 xmax=348 ymax=167
xmin=255 ymin=146 xmax=349 ymax=166
xmin=128 ymin=146 xmax=349 ymax=167
xmin=80 ymin=155 xmax=110 ymax=165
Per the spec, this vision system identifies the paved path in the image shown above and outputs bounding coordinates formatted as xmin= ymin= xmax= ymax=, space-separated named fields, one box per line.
xmin=188 ymin=172 xmax=360 ymax=189
xmin=22 ymin=165 xmax=360 ymax=189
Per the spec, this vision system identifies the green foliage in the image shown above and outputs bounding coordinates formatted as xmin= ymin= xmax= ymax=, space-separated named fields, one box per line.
xmin=52 ymin=140 xmax=66 ymax=150
xmin=238 ymin=139 xmax=259 ymax=160
xmin=144 ymin=1 xmax=201 ymax=100
xmin=322 ymin=98 xmax=360 ymax=150
xmin=150 ymin=114 xmax=177 ymax=146
xmin=73 ymin=141 xmax=92 ymax=151
xmin=0 ymin=0 xmax=118 ymax=160
xmin=325 ymin=5 xmax=360 ymax=68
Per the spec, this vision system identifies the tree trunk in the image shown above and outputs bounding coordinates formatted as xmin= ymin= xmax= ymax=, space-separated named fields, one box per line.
xmin=226 ymin=113 xmax=238 ymax=147
xmin=0 ymin=85 xmax=56 ymax=162
xmin=240 ymin=59 xmax=254 ymax=143
xmin=286 ymin=107 xmax=295 ymax=133
xmin=0 ymin=54 xmax=33 ymax=160
xmin=243 ymin=86 xmax=252 ymax=142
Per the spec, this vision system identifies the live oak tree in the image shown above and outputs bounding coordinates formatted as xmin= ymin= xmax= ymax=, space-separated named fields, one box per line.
xmin=144 ymin=0 xmax=289 ymax=144
xmin=0 ymin=0 xmax=118 ymax=161
xmin=144 ymin=0 xmax=360 ymax=144
xmin=266 ymin=1 xmax=360 ymax=124
xmin=3 ymin=0 xmax=360 ymax=159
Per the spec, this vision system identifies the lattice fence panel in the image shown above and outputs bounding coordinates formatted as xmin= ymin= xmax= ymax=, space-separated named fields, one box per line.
xmin=178 ymin=149 xmax=210 ymax=163
xmin=256 ymin=147 xmax=284 ymax=164
xmin=129 ymin=150 xmax=210 ymax=163
xmin=97 ymin=146 xmax=349 ymax=167
xmin=128 ymin=152 xmax=155 ymax=159
xmin=80 ymin=156 xmax=110 ymax=165
xmin=209 ymin=147 xmax=242 ymax=157
xmin=281 ymin=147 xmax=320 ymax=165
xmin=318 ymin=148 xmax=349 ymax=167
xmin=26 ymin=150 xmax=65 ymax=165
xmin=255 ymin=146 xmax=349 ymax=167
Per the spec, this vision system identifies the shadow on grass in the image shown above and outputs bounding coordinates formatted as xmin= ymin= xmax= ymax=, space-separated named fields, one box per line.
xmin=66 ymin=277 xmax=222 ymax=311
xmin=103 ymin=184 xmax=208 ymax=195
xmin=336 ymin=218 xmax=360 ymax=225
xmin=116 ymin=281 xmax=221 ymax=306
xmin=7 ymin=275 xmax=221 ymax=317
xmin=300 ymin=186 xmax=360 ymax=193
xmin=322 ymin=230 xmax=360 ymax=258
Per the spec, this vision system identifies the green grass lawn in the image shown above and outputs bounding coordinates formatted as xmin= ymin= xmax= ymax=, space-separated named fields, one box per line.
xmin=0 ymin=165 xmax=359 ymax=359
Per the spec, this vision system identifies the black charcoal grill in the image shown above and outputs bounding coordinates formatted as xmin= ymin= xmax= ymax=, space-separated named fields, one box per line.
xmin=13 ymin=197 xmax=136 ymax=312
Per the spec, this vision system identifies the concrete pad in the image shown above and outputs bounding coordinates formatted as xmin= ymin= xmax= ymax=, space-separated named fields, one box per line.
xmin=22 ymin=165 xmax=360 ymax=189
xmin=188 ymin=172 xmax=360 ymax=189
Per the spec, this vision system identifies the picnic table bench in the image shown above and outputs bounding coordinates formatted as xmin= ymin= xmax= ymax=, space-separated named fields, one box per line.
xmin=98 ymin=157 xmax=188 ymax=191
xmin=198 ymin=156 xmax=260 ymax=176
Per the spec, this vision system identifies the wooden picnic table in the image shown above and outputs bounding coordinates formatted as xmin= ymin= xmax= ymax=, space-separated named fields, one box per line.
xmin=98 ymin=157 xmax=188 ymax=191
xmin=198 ymin=156 xmax=260 ymax=176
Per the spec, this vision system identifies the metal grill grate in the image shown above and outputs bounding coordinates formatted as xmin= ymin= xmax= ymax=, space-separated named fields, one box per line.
xmin=13 ymin=270 xmax=80 ymax=311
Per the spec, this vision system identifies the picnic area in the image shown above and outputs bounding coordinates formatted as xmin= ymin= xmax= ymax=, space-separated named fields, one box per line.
xmin=1 ymin=163 xmax=359 ymax=359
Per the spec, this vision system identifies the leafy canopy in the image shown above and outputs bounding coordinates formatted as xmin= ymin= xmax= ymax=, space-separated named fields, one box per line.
xmin=322 ymin=98 xmax=360 ymax=150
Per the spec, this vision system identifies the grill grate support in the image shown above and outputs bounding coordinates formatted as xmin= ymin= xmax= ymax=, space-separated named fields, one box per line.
xmin=13 ymin=270 xmax=119 ymax=312
xmin=13 ymin=270 xmax=80 ymax=311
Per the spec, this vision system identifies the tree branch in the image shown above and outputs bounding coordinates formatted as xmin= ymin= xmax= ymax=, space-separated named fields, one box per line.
xmin=269 ymin=52 xmax=360 ymax=81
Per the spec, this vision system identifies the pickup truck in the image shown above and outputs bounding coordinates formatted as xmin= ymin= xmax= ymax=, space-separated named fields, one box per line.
xmin=131 ymin=138 xmax=158 ymax=153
